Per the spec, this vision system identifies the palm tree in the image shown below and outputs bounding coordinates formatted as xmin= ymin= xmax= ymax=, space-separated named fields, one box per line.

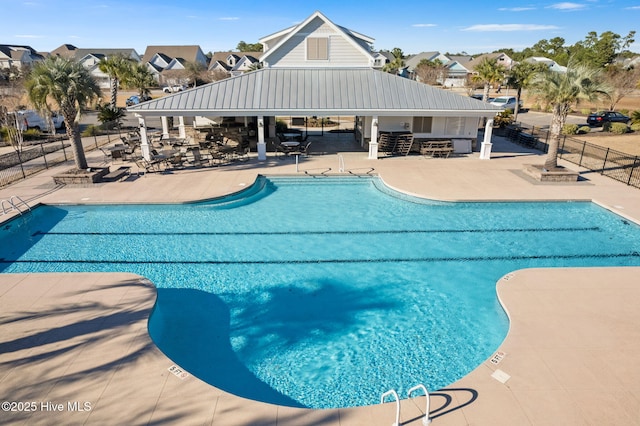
xmin=98 ymin=54 xmax=132 ymax=108
xmin=505 ymin=62 xmax=546 ymax=121
xmin=26 ymin=56 xmax=101 ymax=170
xmin=529 ymin=63 xmax=610 ymax=170
xmin=124 ymin=63 xmax=155 ymax=99
xmin=472 ymin=57 xmax=505 ymax=102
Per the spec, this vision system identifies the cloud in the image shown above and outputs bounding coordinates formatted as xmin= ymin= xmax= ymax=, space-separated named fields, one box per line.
xmin=219 ymin=17 xmax=239 ymax=21
xmin=498 ymin=7 xmax=536 ymax=11
xmin=546 ymin=2 xmax=587 ymax=11
xmin=461 ymin=24 xmax=560 ymax=32
xmin=15 ymin=34 xmax=43 ymax=39
xmin=412 ymin=24 xmax=437 ymax=28
xmin=624 ymin=6 xmax=640 ymax=9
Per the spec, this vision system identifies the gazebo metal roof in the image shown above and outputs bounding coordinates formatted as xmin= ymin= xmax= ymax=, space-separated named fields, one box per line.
xmin=128 ymin=68 xmax=501 ymax=118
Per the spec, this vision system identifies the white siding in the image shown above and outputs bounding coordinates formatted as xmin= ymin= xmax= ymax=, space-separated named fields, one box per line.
xmin=267 ymin=17 xmax=372 ymax=67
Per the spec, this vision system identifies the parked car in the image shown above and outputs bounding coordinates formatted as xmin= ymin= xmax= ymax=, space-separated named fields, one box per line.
xmin=586 ymin=111 xmax=630 ymax=127
xmin=125 ymin=95 xmax=151 ymax=106
xmin=162 ymin=85 xmax=187 ymax=93
xmin=489 ymin=96 xmax=524 ymax=111
xmin=10 ymin=109 xmax=65 ymax=132
xmin=470 ymin=94 xmax=495 ymax=102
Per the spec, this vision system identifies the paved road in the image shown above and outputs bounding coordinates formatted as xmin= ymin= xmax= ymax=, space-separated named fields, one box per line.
xmin=516 ymin=111 xmax=588 ymax=129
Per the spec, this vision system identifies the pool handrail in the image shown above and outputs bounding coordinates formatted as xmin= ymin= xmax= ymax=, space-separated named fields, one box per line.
xmin=1 ymin=195 xmax=30 ymax=216
xmin=380 ymin=389 xmax=400 ymax=426
xmin=407 ymin=384 xmax=431 ymax=425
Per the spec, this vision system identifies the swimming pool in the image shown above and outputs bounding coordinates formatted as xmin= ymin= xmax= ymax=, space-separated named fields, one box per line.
xmin=1 ymin=176 xmax=639 ymax=409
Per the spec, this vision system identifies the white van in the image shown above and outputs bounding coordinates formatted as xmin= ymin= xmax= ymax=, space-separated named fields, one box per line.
xmin=11 ymin=110 xmax=65 ymax=132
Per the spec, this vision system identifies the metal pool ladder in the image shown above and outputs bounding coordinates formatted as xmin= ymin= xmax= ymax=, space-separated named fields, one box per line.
xmin=380 ymin=384 xmax=431 ymax=426
xmin=1 ymin=195 xmax=31 ymax=216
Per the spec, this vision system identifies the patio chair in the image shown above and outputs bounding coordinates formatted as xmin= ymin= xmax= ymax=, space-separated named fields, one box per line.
xmin=165 ymin=153 xmax=185 ymax=169
xmin=272 ymin=141 xmax=291 ymax=159
xmin=234 ymin=139 xmax=250 ymax=162
xmin=184 ymin=148 xmax=205 ymax=167
xmin=99 ymin=147 xmax=112 ymax=163
xmin=299 ymin=141 xmax=312 ymax=157
xmin=134 ymin=158 xmax=164 ymax=175
xmin=208 ymin=147 xmax=228 ymax=166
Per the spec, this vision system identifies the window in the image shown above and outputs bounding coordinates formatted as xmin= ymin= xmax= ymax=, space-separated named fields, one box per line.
xmin=412 ymin=116 xmax=433 ymax=133
xmin=307 ymin=38 xmax=328 ymax=60
xmin=445 ymin=117 xmax=465 ymax=135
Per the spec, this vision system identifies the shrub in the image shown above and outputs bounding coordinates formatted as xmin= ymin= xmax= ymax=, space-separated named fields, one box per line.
xmin=81 ymin=124 xmax=102 ymax=137
xmin=577 ymin=126 xmax=591 ymax=134
xmin=630 ymin=122 xmax=640 ymax=132
xmin=630 ymin=110 xmax=640 ymax=124
xmin=619 ymin=109 xmax=630 ymax=116
xmin=493 ymin=110 xmax=514 ymax=128
xmin=580 ymin=109 xmax=591 ymax=116
xmin=23 ymin=129 xmax=42 ymax=140
xmin=561 ymin=124 xmax=579 ymax=135
xmin=605 ymin=122 xmax=629 ymax=134
xmin=0 ymin=127 xmax=7 ymax=141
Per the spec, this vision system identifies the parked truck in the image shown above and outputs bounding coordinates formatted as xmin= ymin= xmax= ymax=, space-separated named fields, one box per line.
xmin=11 ymin=110 xmax=65 ymax=132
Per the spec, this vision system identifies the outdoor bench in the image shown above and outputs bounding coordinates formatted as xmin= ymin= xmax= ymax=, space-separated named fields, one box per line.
xmin=101 ymin=167 xmax=130 ymax=182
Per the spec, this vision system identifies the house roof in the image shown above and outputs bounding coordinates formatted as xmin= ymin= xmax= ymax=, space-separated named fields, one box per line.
xmin=128 ymin=67 xmax=500 ymax=117
xmin=142 ymin=45 xmax=205 ymax=65
xmin=0 ymin=45 xmax=44 ymax=62
xmin=259 ymin=11 xmax=374 ymax=65
xmin=465 ymin=53 xmax=511 ymax=72
xmin=404 ymin=51 xmax=443 ymax=71
xmin=66 ymin=48 xmax=139 ymax=61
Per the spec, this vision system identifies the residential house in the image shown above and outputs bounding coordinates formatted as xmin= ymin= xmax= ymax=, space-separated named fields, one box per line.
xmin=141 ymin=45 xmax=208 ymax=86
xmin=129 ymin=11 xmax=499 ymax=161
xmin=50 ymin=45 xmax=142 ymax=88
xmin=0 ymin=44 xmax=45 ymax=70
xmin=208 ymin=52 xmax=262 ymax=79
xmin=405 ymin=51 xmax=450 ymax=74
xmin=372 ymin=51 xmax=393 ymax=69
xmin=525 ymin=57 xmax=567 ymax=73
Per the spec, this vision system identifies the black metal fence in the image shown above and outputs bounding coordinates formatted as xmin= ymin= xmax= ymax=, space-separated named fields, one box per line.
xmin=0 ymin=137 xmax=72 ymax=187
xmin=0 ymin=131 xmax=116 ymax=188
xmin=502 ymin=124 xmax=640 ymax=189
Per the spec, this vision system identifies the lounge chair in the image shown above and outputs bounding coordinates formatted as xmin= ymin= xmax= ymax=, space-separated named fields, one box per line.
xmin=135 ymin=158 xmax=164 ymax=175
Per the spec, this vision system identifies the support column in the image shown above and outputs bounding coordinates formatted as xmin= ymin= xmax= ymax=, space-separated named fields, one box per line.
xmin=257 ymin=116 xmax=266 ymax=161
xmin=479 ymin=118 xmax=494 ymax=160
xmin=161 ymin=116 xmax=169 ymax=139
xmin=137 ymin=115 xmax=151 ymax=161
xmin=178 ymin=116 xmax=186 ymax=139
xmin=368 ymin=117 xmax=379 ymax=160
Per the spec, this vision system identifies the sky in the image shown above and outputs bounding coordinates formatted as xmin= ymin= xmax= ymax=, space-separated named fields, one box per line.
xmin=2 ymin=0 xmax=639 ymax=56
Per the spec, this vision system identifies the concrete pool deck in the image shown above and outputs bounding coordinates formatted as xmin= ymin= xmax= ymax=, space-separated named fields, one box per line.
xmin=1 ymin=135 xmax=640 ymax=425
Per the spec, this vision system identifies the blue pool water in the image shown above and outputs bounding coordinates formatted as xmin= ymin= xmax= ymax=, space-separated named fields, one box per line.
xmin=1 ymin=176 xmax=639 ymax=409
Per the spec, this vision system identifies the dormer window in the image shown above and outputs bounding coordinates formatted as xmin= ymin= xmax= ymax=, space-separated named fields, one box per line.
xmin=307 ymin=38 xmax=328 ymax=60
